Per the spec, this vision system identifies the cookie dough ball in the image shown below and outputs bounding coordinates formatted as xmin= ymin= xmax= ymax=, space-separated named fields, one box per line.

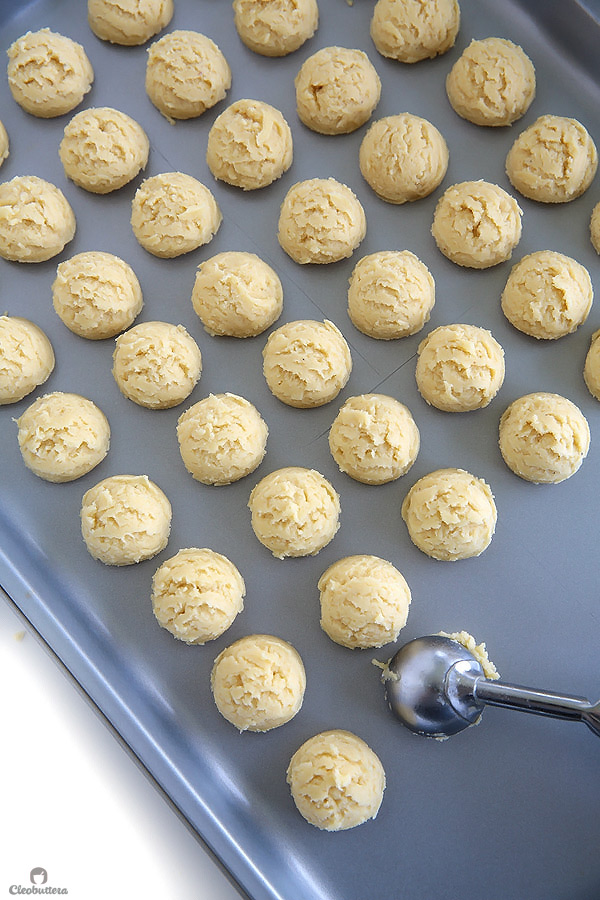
xmin=206 ymin=99 xmax=292 ymax=190
xmin=248 ymin=466 xmax=340 ymax=558
xmin=0 ymin=120 xmax=9 ymax=167
xmin=328 ymin=393 xmax=420 ymax=484
xmin=501 ymin=250 xmax=593 ymax=340
xmin=60 ymin=107 xmax=149 ymax=194
xmin=506 ymin=115 xmax=598 ymax=203
xmin=177 ymin=393 xmax=268 ymax=485
xmin=278 ymin=177 xmax=366 ymax=264
xmin=131 ymin=172 xmax=222 ymax=258
xmin=402 ymin=467 xmax=497 ymax=561
xmin=415 ymin=323 xmax=505 ymax=412
xmin=151 ymin=548 xmax=244 ymax=644
xmin=431 ymin=180 xmax=522 ymax=269
xmin=16 ymin=392 xmax=110 ymax=483
xmin=113 ymin=321 xmax=202 ymax=409
xmin=211 ymin=634 xmax=306 ymax=731
xmin=0 ymin=316 xmax=55 ymax=405
xmin=319 ymin=555 xmax=411 ymax=648
xmin=446 ymin=37 xmax=535 ymax=127
xmin=287 ymin=730 xmax=385 ymax=831
xmin=359 ymin=114 xmax=448 ymax=204
xmin=145 ymin=30 xmax=231 ymax=121
xmin=370 ymin=0 xmax=460 ymax=64
xmin=584 ymin=330 xmax=600 ymax=400
xmin=0 ymin=176 xmax=76 ymax=263
xmin=233 ymin=0 xmax=318 ymax=57
xmin=591 ymin=202 xmax=600 ymax=253
xmin=499 ymin=392 xmax=590 ymax=483
xmin=88 ymin=0 xmax=173 ymax=45
xmin=262 ymin=319 xmax=352 ymax=408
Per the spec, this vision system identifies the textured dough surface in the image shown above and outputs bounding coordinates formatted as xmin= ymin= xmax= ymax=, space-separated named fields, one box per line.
xmin=88 ymin=0 xmax=173 ymax=45
xmin=0 ymin=120 xmax=8 ymax=167
xmin=584 ymin=329 xmax=600 ymax=401
xmin=233 ymin=0 xmax=318 ymax=57
xmin=591 ymin=202 xmax=600 ymax=253
xmin=0 ymin=175 xmax=76 ymax=263
xmin=370 ymin=0 xmax=460 ymax=64
xmin=438 ymin=630 xmax=499 ymax=679
xmin=0 ymin=316 xmax=54 ymax=405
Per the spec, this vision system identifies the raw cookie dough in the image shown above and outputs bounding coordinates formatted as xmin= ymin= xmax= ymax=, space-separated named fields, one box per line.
xmin=59 ymin=107 xmax=149 ymax=194
xmin=446 ymin=37 xmax=535 ymax=127
xmin=145 ymin=30 xmax=231 ymax=121
xmin=295 ymin=46 xmax=381 ymax=135
xmin=177 ymin=393 xmax=268 ymax=485
xmin=151 ymin=548 xmax=245 ymax=644
xmin=88 ymin=0 xmax=173 ymax=45
xmin=359 ymin=113 xmax=448 ymax=204
xmin=0 ymin=175 xmax=76 ymax=263
xmin=402 ymin=467 xmax=497 ymax=561
xmin=506 ymin=115 xmax=598 ymax=203
xmin=328 ymin=393 xmax=420 ymax=484
xmin=501 ymin=250 xmax=593 ymax=340
xmin=370 ymin=0 xmax=460 ymax=64
xmin=0 ymin=316 xmax=54 ymax=405
xmin=347 ymin=250 xmax=435 ymax=339
xmin=287 ymin=730 xmax=385 ymax=831
xmin=318 ymin=554 xmax=411 ymax=648
xmin=278 ymin=177 xmax=366 ymax=264
xmin=113 ymin=321 xmax=202 ymax=409
xmin=0 ymin=120 xmax=9 ymax=167
xmin=7 ymin=28 xmax=93 ymax=118
xmin=248 ymin=466 xmax=340 ymax=558
xmin=262 ymin=319 xmax=352 ymax=408
xmin=591 ymin=201 xmax=600 ymax=253
xmin=499 ymin=392 xmax=590 ymax=483
xmin=584 ymin=329 xmax=600 ymax=400
xmin=16 ymin=391 xmax=110 ymax=483
xmin=431 ymin=180 xmax=522 ymax=268
xmin=438 ymin=630 xmax=499 ymax=679
xmin=232 ymin=0 xmax=318 ymax=57
xmin=191 ymin=251 xmax=283 ymax=338
xmin=81 ymin=473 xmax=172 ymax=565
xmin=415 ymin=323 xmax=505 ymax=412
xmin=211 ymin=634 xmax=306 ymax=731
xmin=206 ymin=98 xmax=293 ymax=189
xmin=131 ymin=172 xmax=222 ymax=258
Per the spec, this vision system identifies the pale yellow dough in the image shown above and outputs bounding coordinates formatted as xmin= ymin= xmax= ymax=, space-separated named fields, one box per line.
xmin=370 ymin=0 xmax=460 ymax=64
xmin=16 ymin=392 xmax=110 ymax=483
xmin=438 ymin=630 xmax=499 ymax=679
xmin=0 ymin=120 xmax=8 ymax=167
xmin=584 ymin=330 xmax=600 ymax=400
xmin=359 ymin=114 xmax=448 ymax=204
xmin=499 ymin=392 xmax=590 ymax=484
xmin=211 ymin=634 xmax=306 ymax=732
xmin=233 ymin=0 xmax=318 ymax=57
xmin=0 ymin=175 xmax=76 ymax=263
xmin=88 ymin=0 xmax=173 ymax=45
xmin=177 ymin=393 xmax=268 ymax=485
xmin=0 ymin=316 xmax=54 ymax=405
xmin=151 ymin=548 xmax=244 ymax=644
xmin=248 ymin=466 xmax=340 ymax=559
xmin=591 ymin=202 xmax=600 ymax=253
xmin=287 ymin=730 xmax=385 ymax=831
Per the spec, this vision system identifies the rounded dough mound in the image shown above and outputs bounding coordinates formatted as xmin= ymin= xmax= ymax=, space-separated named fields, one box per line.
xmin=359 ymin=114 xmax=448 ymax=204
xmin=506 ymin=115 xmax=598 ymax=203
xmin=248 ymin=466 xmax=340 ymax=559
xmin=370 ymin=0 xmax=460 ymax=64
xmin=206 ymin=98 xmax=293 ymax=190
xmin=233 ymin=0 xmax=318 ymax=57
xmin=415 ymin=323 xmax=505 ymax=412
xmin=401 ymin=467 xmax=497 ymax=561
xmin=347 ymin=250 xmax=435 ymax=339
xmin=431 ymin=180 xmax=522 ymax=269
xmin=584 ymin=329 xmax=600 ymax=400
xmin=113 ymin=321 xmax=202 ymax=409
xmin=318 ymin=554 xmax=411 ymax=648
xmin=501 ymin=250 xmax=593 ymax=340
xmin=7 ymin=28 xmax=93 ymax=118
xmin=446 ymin=37 xmax=535 ymax=127
xmin=16 ymin=391 xmax=110 ymax=483
xmin=262 ymin=319 xmax=352 ymax=408
xmin=295 ymin=46 xmax=381 ymax=136
xmin=59 ymin=107 xmax=149 ymax=194
xmin=81 ymin=474 xmax=172 ymax=565
xmin=88 ymin=0 xmax=173 ymax=45
xmin=177 ymin=393 xmax=268 ymax=485
xmin=278 ymin=177 xmax=366 ymax=264
xmin=499 ymin=392 xmax=590 ymax=483
xmin=328 ymin=393 xmax=420 ymax=484
xmin=145 ymin=30 xmax=231 ymax=121
xmin=0 ymin=175 xmax=76 ymax=263
xmin=287 ymin=730 xmax=385 ymax=831
xmin=131 ymin=172 xmax=222 ymax=258
xmin=211 ymin=634 xmax=306 ymax=731
xmin=151 ymin=547 xmax=244 ymax=644
xmin=0 ymin=316 xmax=54 ymax=405
xmin=0 ymin=120 xmax=8 ymax=167
xmin=591 ymin=201 xmax=600 ymax=254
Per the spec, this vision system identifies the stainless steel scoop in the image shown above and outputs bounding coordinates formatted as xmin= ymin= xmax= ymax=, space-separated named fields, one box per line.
xmin=383 ymin=635 xmax=600 ymax=739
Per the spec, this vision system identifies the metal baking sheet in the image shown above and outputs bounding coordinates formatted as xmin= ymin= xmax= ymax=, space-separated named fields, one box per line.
xmin=1 ymin=1 xmax=600 ymax=898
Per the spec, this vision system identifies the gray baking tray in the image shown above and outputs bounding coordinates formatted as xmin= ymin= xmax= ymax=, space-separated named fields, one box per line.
xmin=1 ymin=1 xmax=600 ymax=898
